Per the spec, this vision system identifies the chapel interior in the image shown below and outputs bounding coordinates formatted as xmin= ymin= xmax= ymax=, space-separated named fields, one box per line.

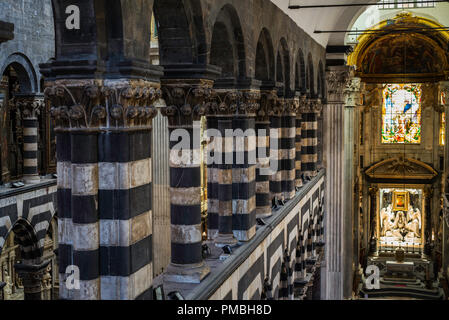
xmin=0 ymin=0 xmax=449 ymax=301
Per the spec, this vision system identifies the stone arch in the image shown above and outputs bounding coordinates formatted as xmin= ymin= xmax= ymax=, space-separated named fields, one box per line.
xmin=1 ymin=53 xmax=37 ymax=93
xmin=255 ymin=28 xmax=275 ymax=83
xmin=154 ymin=0 xmax=207 ymax=67
xmin=209 ymin=3 xmax=246 ymax=81
xmin=276 ymin=38 xmax=290 ymax=96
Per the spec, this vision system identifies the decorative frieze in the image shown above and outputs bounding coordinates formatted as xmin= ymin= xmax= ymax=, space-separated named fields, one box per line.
xmin=45 ymin=79 xmax=160 ymax=130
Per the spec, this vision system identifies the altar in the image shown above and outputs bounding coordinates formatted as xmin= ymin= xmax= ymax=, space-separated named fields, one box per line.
xmin=378 ymin=188 xmax=424 ymax=250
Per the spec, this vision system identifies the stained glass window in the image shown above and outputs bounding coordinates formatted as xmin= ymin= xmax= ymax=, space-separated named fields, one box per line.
xmin=382 ymin=84 xmax=422 ymax=144
xmin=440 ymin=112 xmax=445 ymax=146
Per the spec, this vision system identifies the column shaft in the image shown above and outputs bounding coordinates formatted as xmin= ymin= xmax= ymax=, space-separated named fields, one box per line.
xmin=70 ymin=131 xmax=100 ymax=300
xmin=270 ymin=116 xmax=282 ymax=203
xmin=98 ymin=130 xmax=154 ymax=300
xmin=22 ymin=118 xmax=39 ymax=182
xmin=169 ymin=126 xmax=204 ymax=265
xmin=207 ymin=116 xmax=219 ymax=239
xmin=302 ymin=111 xmax=318 ymax=177
xmin=256 ymin=121 xmax=271 ymax=218
xmin=295 ymin=114 xmax=303 ymax=188
xmin=215 ymin=118 xmax=237 ymax=246
xmin=232 ymin=116 xmax=256 ymax=242
xmin=281 ymin=114 xmax=296 ymax=200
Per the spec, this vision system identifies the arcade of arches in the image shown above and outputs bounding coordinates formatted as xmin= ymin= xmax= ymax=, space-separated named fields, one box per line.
xmin=0 ymin=0 xmax=448 ymax=300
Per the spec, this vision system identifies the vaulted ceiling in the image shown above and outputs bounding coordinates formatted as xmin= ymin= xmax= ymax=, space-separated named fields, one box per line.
xmin=271 ymin=0 xmax=380 ymax=47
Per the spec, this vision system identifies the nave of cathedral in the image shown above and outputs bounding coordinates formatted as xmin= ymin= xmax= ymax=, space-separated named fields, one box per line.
xmin=0 ymin=0 xmax=449 ymax=301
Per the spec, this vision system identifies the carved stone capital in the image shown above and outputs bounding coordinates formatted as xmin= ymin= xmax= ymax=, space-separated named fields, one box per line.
xmin=285 ymin=96 xmax=299 ymax=116
xmin=268 ymin=96 xmax=286 ymax=117
xmin=310 ymin=98 xmax=323 ymax=114
xmin=160 ymin=79 xmax=214 ymax=127
xmin=326 ymin=70 xmax=351 ymax=98
xmin=344 ymin=77 xmax=362 ymax=108
xmin=45 ymin=79 xmax=161 ymax=130
xmin=13 ymin=94 xmax=45 ymax=119
xmin=240 ymin=90 xmax=261 ymax=116
xmin=257 ymin=90 xmax=277 ymax=122
xmin=298 ymin=95 xmax=308 ymax=114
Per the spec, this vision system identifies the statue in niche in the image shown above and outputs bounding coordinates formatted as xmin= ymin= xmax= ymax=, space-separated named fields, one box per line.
xmin=379 ymin=190 xmax=423 ymax=243
xmin=380 ymin=204 xmax=394 ymax=236
xmin=391 ymin=211 xmax=407 ymax=238
xmin=406 ymin=208 xmax=422 ymax=239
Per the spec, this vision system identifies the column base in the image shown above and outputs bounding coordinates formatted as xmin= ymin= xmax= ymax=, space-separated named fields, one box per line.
xmin=214 ymin=233 xmax=238 ymax=247
xmin=24 ymin=174 xmax=40 ymax=184
xmin=164 ymin=262 xmax=211 ymax=284
xmin=256 ymin=207 xmax=272 ymax=219
xmin=283 ymin=191 xmax=296 ymax=201
xmin=207 ymin=229 xmax=218 ymax=241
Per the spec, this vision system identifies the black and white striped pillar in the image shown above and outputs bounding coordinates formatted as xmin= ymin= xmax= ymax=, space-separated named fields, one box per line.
xmin=232 ymin=105 xmax=257 ymax=242
xmin=207 ymin=116 xmax=219 ymax=239
xmin=269 ymin=98 xmax=284 ymax=205
xmin=46 ymin=81 xmax=160 ymax=300
xmin=281 ymin=100 xmax=297 ymax=201
xmin=301 ymin=99 xmax=321 ymax=178
xmin=70 ymin=130 xmax=100 ymax=299
xmin=215 ymin=116 xmax=238 ymax=246
xmin=295 ymin=96 xmax=306 ymax=189
xmin=162 ymin=82 xmax=212 ymax=283
xmin=255 ymin=91 xmax=275 ymax=219
xmin=15 ymin=95 xmax=45 ymax=184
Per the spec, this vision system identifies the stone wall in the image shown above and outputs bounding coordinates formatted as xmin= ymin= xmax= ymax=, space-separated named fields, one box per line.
xmin=0 ymin=0 xmax=55 ymax=92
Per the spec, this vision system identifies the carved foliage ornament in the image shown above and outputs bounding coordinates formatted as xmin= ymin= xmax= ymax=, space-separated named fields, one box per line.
xmin=326 ymin=70 xmax=351 ymax=95
xmin=258 ymin=91 xmax=277 ymax=121
xmin=13 ymin=96 xmax=45 ymax=119
xmin=45 ymin=82 xmax=161 ymax=129
xmin=161 ymin=85 xmax=214 ymax=126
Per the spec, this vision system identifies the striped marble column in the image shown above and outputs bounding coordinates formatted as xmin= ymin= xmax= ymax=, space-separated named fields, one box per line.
xmin=295 ymin=96 xmax=306 ymax=189
xmin=162 ymin=82 xmax=212 ymax=284
xmin=301 ymin=100 xmax=319 ymax=178
xmin=255 ymin=91 xmax=276 ymax=219
xmin=269 ymin=98 xmax=284 ymax=206
xmin=281 ymin=99 xmax=297 ymax=201
xmin=70 ymin=131 xmax=100 ymax=300
xmin=15 ymin=95 xmax=45 ymax=184
xmin=98 ymin=129 xmax=155 ymax=300
xmin=232 ymin=108 xmax=257 ymax=242
xmin=46 ymin=79 xmax=160 ymax=300
xmin=206 ymin=116 xmax=219 ymax=239
xmin=215 ymin=117 xmax=238 ymax=246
